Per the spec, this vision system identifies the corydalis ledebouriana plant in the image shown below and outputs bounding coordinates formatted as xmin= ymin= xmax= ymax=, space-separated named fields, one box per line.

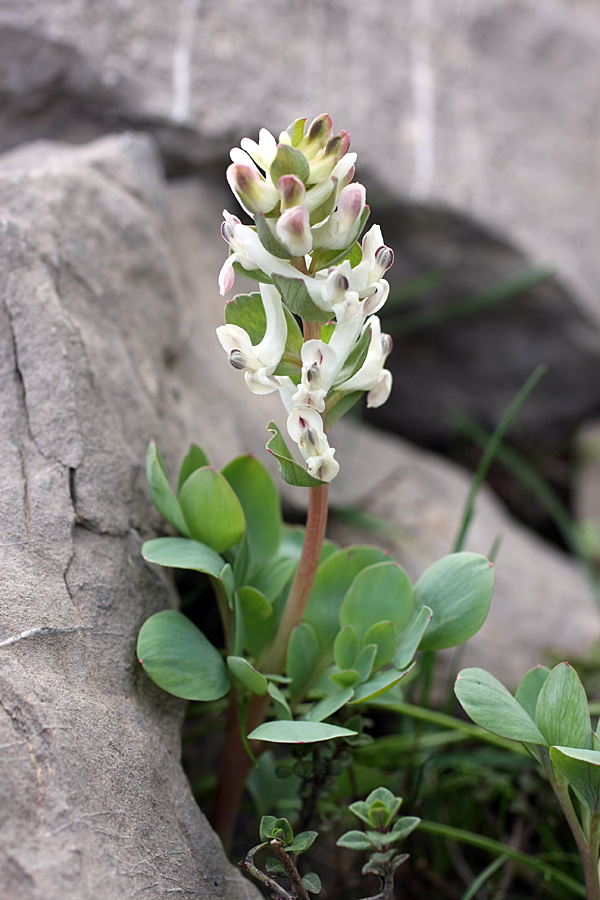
xmin=216 ymin=114 xmax=394 ymax=482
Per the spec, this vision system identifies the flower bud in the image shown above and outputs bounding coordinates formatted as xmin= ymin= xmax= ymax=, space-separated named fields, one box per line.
xmin=276 ymin=205 xmax=312 ymax=256
xmin=277 ymin=174 xmax=306 ymax=210
xmin=301 ymin=114 xmax=334 ymax=159
xmin=226 ymin=163 xmax=279 ymax=215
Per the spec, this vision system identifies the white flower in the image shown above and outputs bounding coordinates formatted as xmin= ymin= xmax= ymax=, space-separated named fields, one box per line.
xmin=338 ymin=316 xmax=393 ymax=408
xmin=226 ymin=161 xmax=279 ymax=216
xmin=216 ymin=283 xmax=287 ymax=394
xmin=311 ymin=183 xmax=366 ymax=250
xmin=276 ymin=205 xmax=313 ymax=256
xmin=239 ymin=128 xmax=279 ymax=173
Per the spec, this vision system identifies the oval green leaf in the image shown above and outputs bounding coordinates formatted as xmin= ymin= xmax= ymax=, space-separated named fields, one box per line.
xmin=227 ymin=656 xmax=268 ymax=696
xmin=304 ymin=687 xmax=355 ymax=722
xmin=146 ymin=441 xmax=189 ymax=536
xmin=515 ymin=665 xmax=551 ymax=721
xmin=177 ymin=444 xmax=210 ymax=494
xmin=248 ymin=720 xmax=358 ymax=744
xmin=340 ymin=562 xmax=414 ymax=641
xmin=137 ymin=610 xmax=229 ymax=701
xmin=287 ymin=622 xmax=319 ymax=699
xmin=364 ymin=621 xmax=397 ymax=670
xmin=455 ymin=667 xmax=546 ymax=746
xmin=536 ymin=662 xmax=591 ymax=751
xmin=178 ymin=466 xmax=245 ymax=553
xmin=222 ymin=454 xmax=281 ymax=564
xmin=141 ymin=537 xmax=225 ymax=578
xmin=334 ymin=624 xmax=359 ymax=671
xmin=416 ymin=552 xmax=494 ymax=651
xmin=550 ymin=746 xmax=600 ymax=811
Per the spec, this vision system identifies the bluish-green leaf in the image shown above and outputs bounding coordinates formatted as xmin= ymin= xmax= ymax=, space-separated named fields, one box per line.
xmin=256 ymin=213 xmax=297 ymax=259
xmin=177 ymin=444 xmax=210 ymax=495
xmin=340 ymin=562 xmax=413 ymax=642
xmin=393 ymin=607 xmax=432 ymax=670
xmin=232 ymin=259 xmax=272 ymax=285
xmin=455 ymin=667 xmax=546 ymax=746
xmin=226 ymin=656 xmax=268 ymax=696
xmin=354 ymin=644 xmax=378 ymax=683
xmin=222 ymin=455 xmax=281 ymax=564
xmin=146 ymin=441 xmax=189 ymax=536
xmin=287 ymin=622 xmax=319 ymax=699
xmin=141 ymin=537 xmax=225 ymax=578
xmin=278 ymin=525 xmax=337 ymax=564
xmin=416 ymin=553 xmax=494 ymax=651
xmin=550 ymin=746 xmax=600 ymax=811
xmin=260 ymin=815 xmax=294 ymax=843
xmin=364 ymin=621 xmax=397 ymax=669
xmin=137 ymin=610 xmax=229 ymax=701
xmin=350 ymin=666 xmax=414 ymax=704
xmin=270 ymin=143 xmax=310 ymax=185
xmin=178 ymin=467 xmax=245 ymax=553
xmin=536 ymin=662 xmax=591 ymax=751
xmin=238 ymin=585 xmax=272 ymax=621
xmin=266 ymin=421 xmax=326 ymax=487
xmin=304 ymin=688 xmax=355 ymax=722
xmin=268 ymin=681 xmax=292 ymax=719
xmin=334 ymin=625 xmax=359 ymax=670
xmin=336 ymin=830 xmax=376 ymax=851
xmin=330 ymin=669 xmax=361 ymax=688
xmin=301 ymin=872 xmax=321 ymax=894
xmin=248 ymin=556 xmax=297 ymax=602
xmin=305 ymin=546 xmax=391 ymax=655
xmin=271 ymin=273 xmax=331 ymax=324
xmin=248 ymin=720 xmax=358 ymax=743
xmin=322 ymin=389 xmax=363 ymax=431
xmin=288 ymin=831 xmax=318 ymax=854
xmin=515 ymin=666 xmax=551 ymax=721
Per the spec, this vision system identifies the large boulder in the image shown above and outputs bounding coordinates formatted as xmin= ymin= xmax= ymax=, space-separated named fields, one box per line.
xmin=0 ymin=133 xmax=259 ymax=900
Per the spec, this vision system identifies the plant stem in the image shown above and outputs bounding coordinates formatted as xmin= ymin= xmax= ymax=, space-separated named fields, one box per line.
xmin=260 ymin=482 xmax=329 ymax=674
xmin=551 ymin=776 xmax=600 ymax=900
xmin=239 ymin=842 xmax=295 ymax=900
xmin=271 ymin=841 xmax=311 ymax=900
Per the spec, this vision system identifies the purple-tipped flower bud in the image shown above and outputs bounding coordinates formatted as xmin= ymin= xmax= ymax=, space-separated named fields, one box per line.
xmin=375 ymin=245 xmax=394 ymax=275
xmin=302 ymin=114 xmax=334 ymax=159
xmin=226 ymin=163 xmax=279 ymax=215
xmin=276 ymin=205 xmax=312 ymax=256
xmin=309 ymin=131 xmax=351 ymax=182
xmin=277 ymin=174 xmax=306 ymax=210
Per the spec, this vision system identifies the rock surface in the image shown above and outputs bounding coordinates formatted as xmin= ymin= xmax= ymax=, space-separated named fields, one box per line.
xmin=0 ymin=134 xmax=259 ymax=900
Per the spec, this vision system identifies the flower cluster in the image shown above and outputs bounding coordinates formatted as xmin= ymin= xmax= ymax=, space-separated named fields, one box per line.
xmin=216 ymin=115 xmax=394 ymax=483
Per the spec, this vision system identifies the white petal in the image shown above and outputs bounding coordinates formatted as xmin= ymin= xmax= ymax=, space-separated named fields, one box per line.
xmin=276 ymin=206 xmax=313 ymax=257
xmin=287 ymin=407 xmax=325 ymax=444
xmin=244 ymin=369 xmax=280 ymax=394
xmin=255 ymin=282 xmax=288 ymax=369
xmin=306 ymin=448 xmax=339 ymax=482
xmin=366 ymin=370 xmax=393 ymax=408
xmin=216 ymin=323 xmax=255 ymax=358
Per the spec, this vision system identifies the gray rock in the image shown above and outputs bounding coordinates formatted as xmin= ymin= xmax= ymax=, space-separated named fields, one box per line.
xmin=0 ymin=134 xmax=259 ymax=900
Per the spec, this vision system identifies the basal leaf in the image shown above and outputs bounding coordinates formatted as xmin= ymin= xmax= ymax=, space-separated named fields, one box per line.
xmin=266 ymin=421 xmax=326 ymax=487
xmin=334 ymin=624 xmax=359 ymax=671
xmin=330 ymin=669 xmax=361 ymax=688
xmin=178 ymin=467 xmax=245 ymax=553
xmin=515 ymin=665 xmax=551 ymax=721
xmin=349 ymin=666 xmax=413 ymax=704
xmin=550 ymin=746 xmax=600 ymax=812
xmin=146 ymin=441 xmax=189 ymax=536
xmin=177 ymin=444 xmax=210 ymax=495
xmin=393 ymin=607 xmax=432 ymax=670
xmin=141 ymin=537 xmax=225 ymax=578
xmin=137 ymin=610 xmax=229 ymax=701
xmin=226 ymin=656 xmax=268 ymax=696
xmin=287 ymin=622 xmax=319 ymax=699
xmin=416 ymin=553 xmax=494 ymax=651
xmin=340 ymin=562 xmax=413 ymax=641
xmin=304 ymin=688 xmax=355 ymax=722
xmin=455 ymin=667 xmax=546 ymax=746
xmin=222 ymin=455 xmax=282 ymax=564
xmin=536 ymin=662 xmax=591 ymax=751
xmin=364 ymin=621 xmax=397 ymax=669
xmin=248 ymin=720 xmax=358 ymax=744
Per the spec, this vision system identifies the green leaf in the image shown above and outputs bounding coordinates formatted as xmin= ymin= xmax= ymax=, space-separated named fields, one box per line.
xmin=415 ymin=553 xmax=494 ymax=651
xmin=393 ymin=607 xmax=432 ymax=670
xmin=340 ymin=562 xmax=414 ymax=642
xmin=260 ymin=815 xmax=294 ymax=844
xmin=141 ymin=537 xmax=225 ymax=578
xmin=515 ymin=666 xmax=551 ymax=721
xmin=288 ymin=831 xmax=318 ymax=854
xmin=266 ymin=421 xmax=326 ymax=487
xmin=248 ymin=720 xmax=358 ymax=743
xmin=268 ymin=681 xmax=292 ymax=719
xmin=331 ymin=322 xmax=371 ymax=388
xmin=226 ymin=656 xmax=268 ymax=696
xmin=238 ymin=585 xmax=272 ymax=620
xmin=271 ymin=273 xmax=331 ymax=324
xmin=334 ymin=625 xmax=359 ymax=670
xmin=177 ymin=444 xmax=210 ymax=495
xmin=231 ymin=260 xmax=272 ymax=285
xmin=248 ymin=556 xmax=297 ymax=602
xmin=301 ymin=872 xmax=321 ymax=894
xmin=354 ymin=644 xmax=378 ymax=683
xmin=221 ymin=455 xmax=282 ymax=564
xmin=330 ymin=669 xmax=361 ymax=688
xmin=350 ymin=666 xmax=414 ymax=704
xmin=270 ymin=143 xmax=310 ymax=185
xmin=224 ymin=292 xmax=266 ymax=344
xmin=535 ymin=662 xmax=591 ymax=750
xmin=287 ymin=623 xmax=319 ymax=699
xmin=304 ymin=688 xmax=355 ymax=722
xmin=278 ymin=525 xmax=337 ymax=564
xmin=178 ymin=467 xmax=245 ymax=553
xmin=390 ymin=816 xmax=421 ymax=841
xmin=304 ymin=546 xmax=391 ymax=655
xmin=264 ymin=858 xmax=287 ymax=877
xmin=322 ymin=389 xmax=363 ymax=431
xmin=454 ymin=668 xmax=547 ymax=746
xmin=256 ymin=213 xmax=297 ymax=259
xmin=137 ymin=610 xmax=229 ymax=701
xmin=146 ymin=441 xmax=189 ymax=536
xmin=336 ymin=830 xmax=376 ymax=851
xmin=364 ymin=621 xmax=397 ymax=669
xmin=550 ymin=746 xmax=600 ymax=811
